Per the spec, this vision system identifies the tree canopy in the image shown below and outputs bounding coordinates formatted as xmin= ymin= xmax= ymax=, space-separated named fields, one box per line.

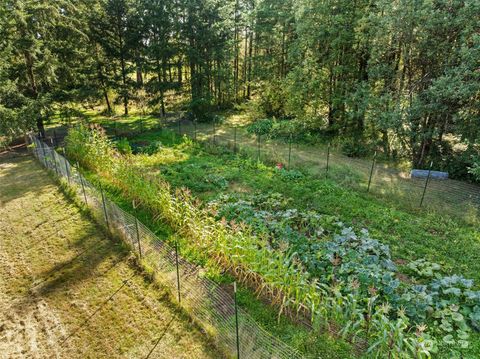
xmin=1 ymin=0 xmax=479 ymax=179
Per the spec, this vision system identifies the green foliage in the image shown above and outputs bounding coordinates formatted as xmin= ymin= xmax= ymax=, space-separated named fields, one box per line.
xmin=115 ymin=137 xmax=132 ymax=155
xmin=469 ymin=157 xmax=480 ymax=181
xmin=210 ymin=191 xmax=480 ymax=355
xmin=256 ymin=80 xmax=288 ymax=118
xmin=132 ymin=141 xmax=163 ymax=155
xmin=275 ymin=167 xmax=304 ymax=181
xmin=188 ymin=98 xmax=214 ymax=122
xmin=407 ymin=259 xmax=442 ymax=279
xmin=340 ymin=137 xmax=370 ymax=158
xmin=246 ymin=118 xmax=274 ymax=136
xmin=64 ymin=124 xmax=114 ymax=171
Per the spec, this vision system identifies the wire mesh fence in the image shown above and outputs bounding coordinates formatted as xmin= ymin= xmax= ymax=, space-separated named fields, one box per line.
xmin=156 ymin=118 xmax=480 ymax=221
xmin=29 ymin=135 xmax=304 ymax=359
xmin=44 ymin=116 xmax=480 ymax=222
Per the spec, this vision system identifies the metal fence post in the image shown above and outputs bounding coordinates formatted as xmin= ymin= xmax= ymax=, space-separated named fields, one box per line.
xmin=367 ymin=151 xmax=377 ymax=192
xmin=135 ymin=217 xmax=142 ymax=258
xmin=234 ymin=281 xmax=240 ymax=359
xmin=63 ymin=148 xmax=71 ymax=185
xmin=77 ymin=162 xmax=88 ymax=206
xmin=326 ymin=143 xmax=331 ymax=178
xmin=234 ymin=126 xmax=237 ymax=153
xmin=288 ymin=135 xmax=292 ymax=170
xmin=175 ymin=239 xmax=181 ymax=303
xmin=257 ymin=134 xmax=260 ymax=162
xmin=420 ymin=161 xmax=433 ymax=207
xmin=100 ymin=187 xmax=110 ymax=231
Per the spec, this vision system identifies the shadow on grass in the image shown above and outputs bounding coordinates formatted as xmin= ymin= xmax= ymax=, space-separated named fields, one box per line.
xmin=0 ymin=154 xmax=53 ymax=206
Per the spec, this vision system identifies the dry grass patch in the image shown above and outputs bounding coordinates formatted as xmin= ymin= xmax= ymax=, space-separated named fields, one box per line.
xmin=0 ymin=153 xmax=221 ymax=359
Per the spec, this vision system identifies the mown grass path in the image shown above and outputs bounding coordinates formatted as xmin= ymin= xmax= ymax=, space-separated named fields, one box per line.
xmin=0 ymin=152 xmax=220 ymax=359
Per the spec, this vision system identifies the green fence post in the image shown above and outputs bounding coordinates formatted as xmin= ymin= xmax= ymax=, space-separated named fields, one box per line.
xmin=178 ymin=119 xmax=181 ymax=135
xmin=175 ymin=239 xmax=181 ymax=303
xmin=194 ymin=120 xmax=197 ymax=141
xmin=234 ymin=281 xmax=240 ymax=359
xmin=135 ymin=217 xmax=142 ymax=258
xmin=420 ymin=161 xmax=433 ymax=207
xmin=326 ymin=143 xmax=331 ymax=179
xmin=367 ymin=151 xmax=377 ymax=192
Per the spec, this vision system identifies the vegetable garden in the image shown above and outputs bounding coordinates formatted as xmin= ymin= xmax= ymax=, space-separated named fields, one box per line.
xmin=64 ymin=124 xmax=480 ymax=358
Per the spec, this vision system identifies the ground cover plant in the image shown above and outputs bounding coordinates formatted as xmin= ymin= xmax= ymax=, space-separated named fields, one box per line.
xmin=65 ymin=124 xmax=480 ymax=357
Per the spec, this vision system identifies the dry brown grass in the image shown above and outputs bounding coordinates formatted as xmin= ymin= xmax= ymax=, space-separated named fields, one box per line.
xmin=0 ymin=153 xmax=221 ymax=359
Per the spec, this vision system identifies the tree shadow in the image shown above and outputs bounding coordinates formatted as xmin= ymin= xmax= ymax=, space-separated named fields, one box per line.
xmin=0 ymin=154 xmax=54 ymax=206
xmin=11 ymin=229 xmax=129 ymax=314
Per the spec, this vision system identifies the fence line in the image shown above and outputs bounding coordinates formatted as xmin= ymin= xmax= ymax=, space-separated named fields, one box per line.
xmin=45 ymin=117 xmax=480 ymax=222
xmin=157 ymin=118 xmax=479 ymax=221
xmin=29 ymin=135 xmax=303 ymax=359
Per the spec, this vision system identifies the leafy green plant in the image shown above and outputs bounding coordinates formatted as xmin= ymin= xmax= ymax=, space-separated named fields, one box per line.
xmin=115 ymin=137 xmax=132 ymax=155
xmin=66 ymin=126 xmax=480 ymax=357
xmin=407 ymin=259 xmax=442 ymax=279
xmin=275 ymin=167 xmax=304 ymax=181
xmin=246 ymin=118 xmax=275 ymax=136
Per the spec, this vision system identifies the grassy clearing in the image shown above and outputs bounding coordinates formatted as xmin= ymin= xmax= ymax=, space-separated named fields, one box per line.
xmin=0 ymin=153 xmax=220 ymax=358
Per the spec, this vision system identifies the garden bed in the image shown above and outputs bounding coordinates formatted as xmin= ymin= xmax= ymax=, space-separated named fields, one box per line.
xmin=65 ymin=124 xmax=480 ymax=358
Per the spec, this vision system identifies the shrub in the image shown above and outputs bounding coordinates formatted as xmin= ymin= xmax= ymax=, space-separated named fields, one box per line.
xmin=246 ymin=118 xmax=274 ymax=136
xmin=340 ymin=137 xmax=370 ymax=158
xmin=115 ymin=138 xmax=132 ymax=155
xmin=189 ymin=97 xmax=214 ymax=122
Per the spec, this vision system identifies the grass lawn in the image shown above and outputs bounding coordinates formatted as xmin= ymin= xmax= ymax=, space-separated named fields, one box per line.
xmin=0 ymin=152 xmax=221 ymax=358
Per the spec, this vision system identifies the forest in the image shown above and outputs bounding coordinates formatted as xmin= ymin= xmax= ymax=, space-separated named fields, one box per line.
xmin=0 ymin=0 xmax=479 ymax=179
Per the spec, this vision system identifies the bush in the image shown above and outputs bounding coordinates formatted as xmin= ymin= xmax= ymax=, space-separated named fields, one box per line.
xmin=246 ymin=118 xmax=274 ymax=136
xmin=115 ymin=138 xmax=132 ymax=155
xmin=340 ymin=137 xmax=370 ymax=158
xmin=189 ymin=97 xmax=214 ymax=122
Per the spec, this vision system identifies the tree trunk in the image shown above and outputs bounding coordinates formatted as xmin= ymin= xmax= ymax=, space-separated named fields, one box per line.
xmin=24 ymin=50 xmax=45 ymax=137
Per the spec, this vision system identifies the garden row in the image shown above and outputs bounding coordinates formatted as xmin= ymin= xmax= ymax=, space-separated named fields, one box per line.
xmin=65 ymin=124 xmax=480 ymax=358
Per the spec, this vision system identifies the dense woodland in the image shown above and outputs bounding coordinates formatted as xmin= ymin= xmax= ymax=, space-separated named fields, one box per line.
xmin=0 ymin=0 xmax=479 ymax=180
